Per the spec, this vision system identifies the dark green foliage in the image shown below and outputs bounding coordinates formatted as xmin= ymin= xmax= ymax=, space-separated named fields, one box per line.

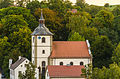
xmin=0 ymin=0 xmax=12 ymax=9
xmin=104 ymin=3 xmax=109 ymax=7
xmin=92 ymin=36 xmax=114 ymax=68
xmin=112 ymin=43 xmax=120 ymax=64
xmin=112 ymin=6 xmax=120 ymax=16
xmin=26 ymin=1 xmax=41 ymax=14
xmin=0 ymin=7 xmax=38 ymax=30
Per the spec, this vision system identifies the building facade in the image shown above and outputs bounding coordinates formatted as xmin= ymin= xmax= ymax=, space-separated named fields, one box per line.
xmin=31 ymin=10 xmax=92 ymax=78
xmin=9 ymin=56 xmax=39 ymax=79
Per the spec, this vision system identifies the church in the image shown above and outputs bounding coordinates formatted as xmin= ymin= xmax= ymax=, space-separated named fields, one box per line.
xmin=9 ymin=11 xmax=92 ymax=79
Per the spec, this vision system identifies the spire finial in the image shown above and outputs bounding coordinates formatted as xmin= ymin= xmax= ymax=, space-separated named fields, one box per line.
xmin=40 ymin=9 xmax=44 ymax=20
xmin=39 ymin=9 xmax=45 ymax=24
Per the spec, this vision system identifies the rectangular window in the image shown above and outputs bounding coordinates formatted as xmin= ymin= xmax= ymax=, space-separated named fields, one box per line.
xmin=33 ymin=37 xmax=35 ymax=43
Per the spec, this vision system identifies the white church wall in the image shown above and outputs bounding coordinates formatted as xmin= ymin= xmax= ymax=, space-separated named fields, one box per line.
xmin=32 ymin=36 xmax=51 ymax=46
xmin=36 ymin=58 xmax=48 ymax=68
xmin=52 ymin=58 xmax=90 ymax=66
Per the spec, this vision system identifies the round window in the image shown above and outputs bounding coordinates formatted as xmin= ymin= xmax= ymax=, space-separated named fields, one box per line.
xmin=38 ymin=37 xmax=41 ymax=39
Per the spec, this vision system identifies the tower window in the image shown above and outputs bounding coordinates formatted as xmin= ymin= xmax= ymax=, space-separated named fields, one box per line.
xmin=60 ymin=62 xmax=63 ymax=65
xmin=42 ymin=50 xmax=45 ymax=54
xmin=42 ymin=61 xmax=46 ymax=67
xmin=42 ymin=37 xmax=45 ymax=43
xmin=33 ymin=37 xmax=35 ymax=43
xmin=70 ymin=62 xmax=73 ymax=65
xmin=38 ymin=36 xmax=41 ymax=39
xmin=80 ymin=62 xmax=84 ymax=65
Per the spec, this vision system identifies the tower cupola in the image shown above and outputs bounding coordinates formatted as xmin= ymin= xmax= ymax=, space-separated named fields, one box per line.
xmin=31 ymin=9 xmax=53 ymax=36
xmin=39 ymin=9 xmax=45 ymax=24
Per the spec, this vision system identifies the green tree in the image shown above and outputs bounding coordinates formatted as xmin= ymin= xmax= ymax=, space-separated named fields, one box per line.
xmin=68 ymin=32 xmax=85 ymax=41
xmin=91 ymin=10 xmax=114 ymax=29
xmin=80 ymin=27 xmax=99 ymax=43
xmin=66 ymin=15 xmax=89 ymax=33
xmin=76 ymin=0 xmax=87 ymax=9
xmin=84 ymin=5 xmax=105 ymax=17
xmin=19 ymin=62 xmax=36 ymax=79
xmin=112 ymin=5 xmax=120 ymax=16
xmin=92 ymin=35 xmax=114 ymax=68
xmin=0 ymin=0 xmax=12 ymax=9
xmin=0 ymin=15 xmax=28 ymax=36
xmin=92 ymin=63 xmax=120 ymax=79
xmin=0 ymin=7 xmax=38 ymax=30
xmin=99 ymin=27 xmax=119 ymax=44
xmin=26 ymin=0 xmax=41 ymax=14
xmin=104 ymin=3 xmax=109 ymax=7
xmin=113 ymin=15 xmax=120 ymax=35
xmin=8 ymin=27 xmax=32 ymax=59
xmin=112 ymin=43 xmax=120 ymax=64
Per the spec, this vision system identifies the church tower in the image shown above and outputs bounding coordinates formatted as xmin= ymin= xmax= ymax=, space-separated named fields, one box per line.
xmin=31 ymin=10 xmax=53 ymax=76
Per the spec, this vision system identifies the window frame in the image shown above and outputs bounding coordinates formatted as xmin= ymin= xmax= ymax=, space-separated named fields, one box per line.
xmin=60 ymin=62 xmax=63 ymax=65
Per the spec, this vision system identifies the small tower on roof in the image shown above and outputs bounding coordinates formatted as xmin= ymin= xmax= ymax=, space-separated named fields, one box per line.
xmin=31 ymin=9 xmax=53 ymax=76
xmin=39 ymin=9 xmax=45 ymax=24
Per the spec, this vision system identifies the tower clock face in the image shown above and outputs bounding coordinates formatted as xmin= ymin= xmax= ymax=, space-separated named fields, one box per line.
xmin=38 ymin=36 xmax=41 ymax=39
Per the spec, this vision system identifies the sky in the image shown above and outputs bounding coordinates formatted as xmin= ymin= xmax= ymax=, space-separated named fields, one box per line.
xmin=70 ymin=0 xmax=120 ymax=6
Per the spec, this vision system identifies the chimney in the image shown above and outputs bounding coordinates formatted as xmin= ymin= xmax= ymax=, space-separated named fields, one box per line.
xmin=9 ymin=59 xmax=12 ymax=69
xmin=19 ymin=56 xmax=21 ymax=60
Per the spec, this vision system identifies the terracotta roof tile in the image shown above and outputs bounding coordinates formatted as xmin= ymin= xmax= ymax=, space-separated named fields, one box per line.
xmin=50 ymin=41 xmax=90 ymax=58
xmin=48 ymin=65 xmax=85 ymax=78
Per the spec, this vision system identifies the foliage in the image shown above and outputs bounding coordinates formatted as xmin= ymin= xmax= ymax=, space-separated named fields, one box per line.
xmin=68 ymin=32 xmax=85 ymax=41
xmin=92 ymin=63 xmax=120 ymax=79
xmin=112 ymin=6 xmax=120 ymax=16
xmin=0 ymin=7 xmax=38 ymax=30
xmin=0 ymin=15 xmax=28 ymax=36
xmin=104 ymin=3 xmax=109 ymax=7
xmin=113 ymin=15 xmax=120 ymax=35
xmin=26 ymin=1 xmax=41 ymax=14
xmin=91 ymin=10 xmax=114 ymax=29
xmin=81 ymin=64 xmax=92 ymax=79
xmin=76 ymin=0 xmax=87 ymax=9
xmin=8 ymin=27 xmax=32 ymax=59
xmin=91 ymin=35 xmax=114 ymax=68
xmin=66 ymin=15 xmax=89 ymax=33
xmin=0 ymin=0 xmax=12 ymax=9
xmin=112 ymin=43 xmax=120 ymax=64
xmin=80 ymin=27 xmax=99 ymax=43
xmin=84 ymin=5 xmax=104 ymax=17
xmin=19 ymin=62 xmax=36 ymax=79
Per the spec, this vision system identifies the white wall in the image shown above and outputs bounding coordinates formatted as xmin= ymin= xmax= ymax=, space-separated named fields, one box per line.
xmin=52 ymin=58 xmax=90 ymax=66
xmin=14 ymin=59 xmax=29 ymax=79
xmin=0 ymin=73 xmax=1 ymax=79
xmin=32 ymin=35 xmax=52 ymax=70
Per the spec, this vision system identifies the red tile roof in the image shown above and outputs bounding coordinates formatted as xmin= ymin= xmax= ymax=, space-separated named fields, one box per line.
xmin=50 ymin=41 xmax=91 ymax=58
xmin=47 ymin=65 xmax=85 ymax=78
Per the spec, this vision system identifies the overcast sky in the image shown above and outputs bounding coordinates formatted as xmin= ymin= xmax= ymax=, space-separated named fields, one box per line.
xmin=70 ymin=0 xmax=120 ymax=6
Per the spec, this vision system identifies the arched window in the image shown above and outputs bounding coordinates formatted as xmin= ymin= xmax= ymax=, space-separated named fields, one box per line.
xmin=60 ymin=62 xmax=63 ymax=65
xmin=70 ymin=62 xmax=73 ymax=65
xmin=42 ymin=50 xmax=45 ymax=54
xmin=80 ymin=62 xmax=84 ymax=65
xmin=42 ymin=37 xmax=45 ymax=43
xmin=42 ymin=61 xmax=46 ymax=67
